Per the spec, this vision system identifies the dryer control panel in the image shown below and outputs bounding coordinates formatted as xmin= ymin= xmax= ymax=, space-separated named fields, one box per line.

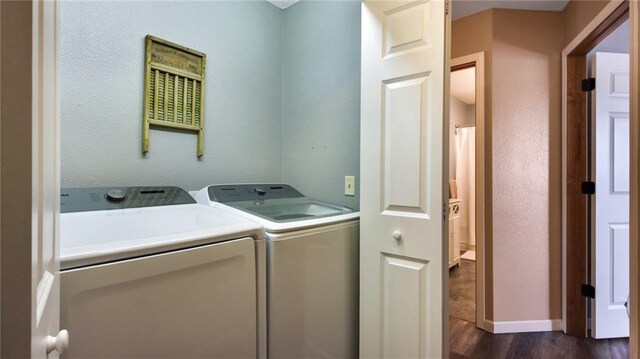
xmin=61 ymin=186 xmax=195 ymax=213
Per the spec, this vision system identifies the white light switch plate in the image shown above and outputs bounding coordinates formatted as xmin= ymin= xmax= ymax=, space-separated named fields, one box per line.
xmin=344 ymin=176 xmax=355 ymax=196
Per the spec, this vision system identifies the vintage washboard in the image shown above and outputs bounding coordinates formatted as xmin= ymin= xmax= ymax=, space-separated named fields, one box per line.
xmin=143 ymin=35 xmax=206 ymax=157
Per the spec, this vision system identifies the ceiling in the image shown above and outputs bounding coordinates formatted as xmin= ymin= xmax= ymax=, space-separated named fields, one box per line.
xmin=452 ymin=0 xmax=570 ymax=20
xmin=266 ymin=0 xmax=570 ymax=17
xmin=266 ymin=0 xmax=299 ymax=10
xmin=451 ymin=67 xmax=476 ymax=105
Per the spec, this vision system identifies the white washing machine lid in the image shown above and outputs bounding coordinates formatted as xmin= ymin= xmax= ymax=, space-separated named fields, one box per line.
xmin=61 ymin=204 xmax=264 ymax=270
xmin=192 ymin=185 xmax=359 ymax=233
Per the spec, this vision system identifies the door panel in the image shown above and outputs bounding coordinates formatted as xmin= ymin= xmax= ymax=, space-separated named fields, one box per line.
xmin=383 ymin=3 xmax=430 ymax=57
xmin=360 ymin=0 xmax=448 ymax=357
xmin=610 ymin=224 xmax=630 ymax=304
xmin=382 ymin=255 xmax=429 ymax=358
xmin=383 ymin=75 xmax=430 ymax=214
xmin=612 ymin=114 xmax=630 ymax=192
xmin=32 ymin=0 xmax=63 ymax=357
xmin=593 ymin=52 xmax=630 ymax=339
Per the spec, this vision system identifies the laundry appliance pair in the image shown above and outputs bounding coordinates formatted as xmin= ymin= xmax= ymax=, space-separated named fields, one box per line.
xmin=60 ymin=184 xmax=358 ymax=359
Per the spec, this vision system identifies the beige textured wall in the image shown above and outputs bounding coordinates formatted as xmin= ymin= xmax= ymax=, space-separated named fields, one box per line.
xmin=1 ymin=1 xmax=33 ymax=357
xmin=562 ymin=0 xmax=611 ymax=48
xmin=452 ymin=8 xmax=564 ymax=323
xmin=491 ymin=9 xmax=563 ymax=321
xmin=451 ymin=9 xmax=495 ymax=320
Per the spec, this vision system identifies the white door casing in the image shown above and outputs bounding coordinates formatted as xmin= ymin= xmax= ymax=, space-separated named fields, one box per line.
xmin=32 ymin=1 xmax=65 ymax=357
xmin=360 ymin=0 xmax=448 ymax=357
xmin=592 ymin=52 xmax=630 ymax=339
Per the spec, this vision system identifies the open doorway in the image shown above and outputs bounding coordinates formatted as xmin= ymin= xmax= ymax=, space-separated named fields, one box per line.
xmin=448 ymin=52 xmax=486 ymax=330
xmin=449 ymin=66 xmax=477 ymax=324
xmin=563 ymin=0 xmax=631 ymax=339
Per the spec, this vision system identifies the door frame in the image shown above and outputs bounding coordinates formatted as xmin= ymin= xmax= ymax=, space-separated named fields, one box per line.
xmin=450 ymin=52 xmax=487 ymax=331
xmin=561 ymin=0 xmax=634 ymax=342
xmin=631 ymin=1 xmax=640 ymax=355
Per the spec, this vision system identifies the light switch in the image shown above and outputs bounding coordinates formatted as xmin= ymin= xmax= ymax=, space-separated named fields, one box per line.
xmin=344 ymin=176 xmax=356 ymax=196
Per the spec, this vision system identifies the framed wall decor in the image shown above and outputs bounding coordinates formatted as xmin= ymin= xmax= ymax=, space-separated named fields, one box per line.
xmin=143 ymin=35 xmax=206 ymax=157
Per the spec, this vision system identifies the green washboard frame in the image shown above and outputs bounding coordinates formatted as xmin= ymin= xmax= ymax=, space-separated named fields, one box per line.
xmin=143 ymin=35 xmax=206 ymax=157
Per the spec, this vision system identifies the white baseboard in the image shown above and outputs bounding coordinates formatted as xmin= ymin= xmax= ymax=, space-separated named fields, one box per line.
xmin=483 ymin=319 xmax=563 ymax=334
xmin=460 ymin=242 xmax=476 ymax=251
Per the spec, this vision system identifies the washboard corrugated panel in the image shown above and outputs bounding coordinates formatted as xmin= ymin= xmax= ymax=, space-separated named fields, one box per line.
xmin=143 ymin=35 xmax=206 ymax=157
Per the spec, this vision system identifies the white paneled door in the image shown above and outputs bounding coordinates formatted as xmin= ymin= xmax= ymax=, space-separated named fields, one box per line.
xmin=592 ymin=52 xmax=630 ymax=339
xmin=32 ymin=1 xmax=66 ymax=357
xmin=360 ymin=0 xmax=448 ymax=357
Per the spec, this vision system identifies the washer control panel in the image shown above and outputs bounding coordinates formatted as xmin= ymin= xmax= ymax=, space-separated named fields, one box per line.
xmin=209 ymin=184 xmax=304 ymax=203
xmin=61 ymin=186 xmax=195 ymax=213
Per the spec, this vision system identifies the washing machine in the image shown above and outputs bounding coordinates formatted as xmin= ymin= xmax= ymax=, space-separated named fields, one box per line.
xmin=60 ymin=186 xmax=267 ymax=359
xmin=192 ymin=184 xmax=359 ymax=358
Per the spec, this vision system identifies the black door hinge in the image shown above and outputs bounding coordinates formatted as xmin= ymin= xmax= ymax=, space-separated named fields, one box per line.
xmin=581 ymin=78 xmax=596 ymax=92
xmin=581 ymin=181 xmax=595 ymax=195
xmin=582 ymin=284 xmax=595 ymax=298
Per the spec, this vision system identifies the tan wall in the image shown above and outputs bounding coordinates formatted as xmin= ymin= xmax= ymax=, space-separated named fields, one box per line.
xmin=1 ymin=1 xmax=33 ymax=357
xmin=452 ymin=8 xmax=564 ymax=323
xmin=562 ymin=0 xmax=611 ymax=48
xmin=451 ymin=9 xmax=495 ymax=320
xmin=491 ymin=9 xmax=563 ymax=321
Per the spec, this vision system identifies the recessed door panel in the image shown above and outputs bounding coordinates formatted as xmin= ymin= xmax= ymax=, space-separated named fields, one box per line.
xmin=611 ymin=114 xmax=630 ymax=193
xmin=609 ymin=224 xmax=630 ymax=306
xmin=382 ymin=75 xmax=429 ymax=215
xmin=383 ymin=2 xmax=430 ymax=58
xmin=609 ymin=70 xmax=629 ymax=97
xmin=382 ymin=255 xmax=429 ymax=358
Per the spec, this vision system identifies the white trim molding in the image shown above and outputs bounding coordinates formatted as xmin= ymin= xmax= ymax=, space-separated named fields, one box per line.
xmin=451 ymin=51 xmax=486 ymax=332
xmin=485 ymin=319 xmax=564 ymax=334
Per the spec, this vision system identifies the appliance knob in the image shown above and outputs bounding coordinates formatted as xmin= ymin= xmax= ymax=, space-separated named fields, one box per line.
xmin=106 ymin=189 xmax=127 ymax=202
xmin=255 ymin=187 xmax=267 ymax=195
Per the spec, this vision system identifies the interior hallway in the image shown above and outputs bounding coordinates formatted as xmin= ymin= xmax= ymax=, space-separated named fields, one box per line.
xmin=450 ymin=317 xmax=629 ymax=358
xmin=449 ymin=253 xmax=629 ymax=358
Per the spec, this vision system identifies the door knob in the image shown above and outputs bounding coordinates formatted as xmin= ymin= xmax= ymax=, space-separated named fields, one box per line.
xmin=46 ymin=329 xmax=69 ymax=355
xmin=392 ymin=231 xmax=402 ymax=240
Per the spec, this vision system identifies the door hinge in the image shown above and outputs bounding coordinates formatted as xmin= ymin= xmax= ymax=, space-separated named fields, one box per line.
xmin=581 ymin=181 xmax=595 ymax=195
xmin=443 ymin=204 xmax=448 ymax=221
xmin=445 ymin=0 xmax=449 ymax=15
xmin=581 ymin=284 xmax=595 ymax=298
xmin=581 ymin=77 xmax=595 ymax=92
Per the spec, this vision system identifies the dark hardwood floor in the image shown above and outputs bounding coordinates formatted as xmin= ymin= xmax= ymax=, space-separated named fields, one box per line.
xmin=450 ymin=317 xmax=629 ymax=359
xmin=448 ymin=250 xmax=629 ymax=358
xmin=449 ymin=258 xmax=476 ymax=323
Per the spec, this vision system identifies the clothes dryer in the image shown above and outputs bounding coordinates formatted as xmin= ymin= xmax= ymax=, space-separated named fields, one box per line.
xmin=193 ymin=184 xmax=359 ymax=358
